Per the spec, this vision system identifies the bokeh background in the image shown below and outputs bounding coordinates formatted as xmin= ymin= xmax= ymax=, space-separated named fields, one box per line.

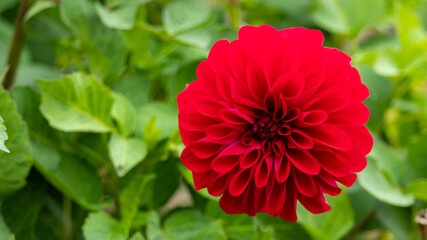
xmin=0 ymin=0 xmax=427 ymax=239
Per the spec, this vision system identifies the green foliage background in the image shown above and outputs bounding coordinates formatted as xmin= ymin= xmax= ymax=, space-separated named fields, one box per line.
xmin=0 ymin=0 xmax=426 ymax=239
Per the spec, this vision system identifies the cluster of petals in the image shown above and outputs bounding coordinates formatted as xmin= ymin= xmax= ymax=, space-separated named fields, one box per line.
xmin=177 ymin=25 xmax=373 ymax=221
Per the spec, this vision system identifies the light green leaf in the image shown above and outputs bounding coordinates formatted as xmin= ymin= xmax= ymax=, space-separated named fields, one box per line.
xmin=0 ymin=116 xmax=9 ymax=153
xmin=164 ymin=210 xmax=226 ymax=240
xmin=95 ymin=1 xmax=147 ymax=30
xmin=25 ymin=0 xmax=57 ymax=21
xmin=108 ymin=133 xmax=148 ymax=177
xmin=0 ymin=215 xmax=13 ymax=240
xmin=37 ymin=72 xmax=114 ymax=133
xmin=112 ymin=75 xmax=150 ymax=107
xmin=407 ymin=134 xmax=427 ymax=180
xmin=357 ymin=65 xmax=392 ymax=132
xmin=297 ymin=192 xmax=354 ymax=240
xmin=146 ymin=211 xmax=170 ymax=240
xmin=136 ymin=102 xmax=178 ymax=141
xmin=404 ymin=179 xmax=427 ymax=202
xmin=83 ymin=211 xmax=127 ymax=240
xmin=358 ymin=160 xmax=414 ymax=207
xmin=14 ymin=63 xmax=61 ymax=89
xmin=162 ymin=0 xmax=211 ymax=35
xmin=106 ymin=0 xmax=150 ymax=8
xmin=130 ymin=232 xmax=146 ymax=240
xmin=112 ymin=93 xmax=137 ymax=137
xmin=0 ymin=87 xmax=31 ymax=201
xmin=312 ymin=0 xmax=385 ymax=36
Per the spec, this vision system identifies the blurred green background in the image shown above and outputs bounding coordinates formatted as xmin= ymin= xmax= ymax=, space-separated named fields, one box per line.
xmin=0 ymin=0 xmax=426 ymax=239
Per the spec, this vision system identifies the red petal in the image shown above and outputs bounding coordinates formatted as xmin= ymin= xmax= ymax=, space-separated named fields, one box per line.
xmin=207 ymin=39 xmax=231 ymax=73
xmin=327 ymin=101 xmax=369 ymax=125
xmin=287 ymin=129 xmax=314 ymax=149
xmin=279 ymin=178 xmax=298 ymax=222
xmin=338 ymin=146 xmax=367 ymax=172
xmin=280 ymin=27 xmax=324 ymax=46
xmin=181 ymin=148 xmax=212 ymax=173
xmin=305 ymin=124 xmax=352 ymax=151
xmin=335 ymin=172 xmax=357 ymax=187
xmin=193 ymin=170 xmax=213 ymax=190
xmin=207 ymin=173 xmax=230 ymax=197
xmin=220 ymin=108 xmax=255 ymax=125
xmin=286 ymin=148 xmax=320 ymax=175
xmin=298 ymin=186 xmax=331 ymax=214
xmin=254 ymin=155 xmax=273 ymax=188
xmin=266 ymin=180 xmax=287 ymax=215
xmin=228 ymin=167 xmax=254 ymax=196
xmin=341 ymin=126 xmax=373 ymax=155
xmin=240 ymin=144 xmax=262 ymax=168
xmin=294 ymin=169 xmax=318 ymax=197
xmin=310 ymin=149 xmax=350 ymax=177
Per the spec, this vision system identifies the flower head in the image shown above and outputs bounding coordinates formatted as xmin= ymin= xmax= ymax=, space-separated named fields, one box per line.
xmin=177 ymin=25 xmax=373 ymax=221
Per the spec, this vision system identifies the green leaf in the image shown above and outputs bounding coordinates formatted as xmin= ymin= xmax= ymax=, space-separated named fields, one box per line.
xmin=82 ymin=211 xmax=127 ymax=240
xmin=162 ymin=0 xmax=211 ymax=35
xmin=0 ymin=116 xmax=9 ymax=153
xmin=151 ymin=159 xmax=180 ymax=209
xmin=32 ymin=142 xmax=104 ymax=210
xmin=256 ymin=213 xmax=311 ymax=240
xmin=0 ymin=0 xmax=18 ymax=13
xmin=59 ymin=0 xmax=127 ymax=80
xmin=136 ymin=102 xmax=178 ymax=141
xmin=14 ymin=64 xmax=61 ymax=89
xmin=357 ymin=65 xmax=392 ymax=132
xmin=312 ymin=0 xmax=386 ymax=36
xmin=37 ymin=72 xmax=115 ymax=133
xmin=297 ymin=192 xmax=354 ymax=240
xmin=120 ymin=174 xmax=156 ymax=230
xmin=1 ymin=171 xmax=47 ymax=240
xmin=358 ymin=159 xmax=414 ymax=207
xmin=112 ymin=93 xmax=137 ymax=137
xmin=0 ymin=87 xmax=31 ymax=201
xmin=112 ymin=75 xmax=150 ymax=107
xmin=108 ymin=133 xmax=148 ymax=177
xmin=130 ymin=232 xmax=146 ymax=240
xmin=164 ymin=210 xmax=226 ymax=240
xmin=376 ymin=204 xmax=413 ymax=240
xmin=205 ymin=201 xmax=255 ymax=240
xmin=25 ymin=0 xmax=57 ymax=21
xmin=404 ymin=179 xmax=427 ymax=202
xmin=146 ymin=211 xmax=170 ymax=240
xmin=0 ymin=215 xmax=13 ymax=240
xmin=95 ymin=0 xmax=149 ymax=30
xmin=407 ymin=134 xmax=427 ymax=179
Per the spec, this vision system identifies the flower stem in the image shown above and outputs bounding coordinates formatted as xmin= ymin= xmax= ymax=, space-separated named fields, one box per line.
xmin=63 ymin=196 xmax=72 ymax=240
xmin=2 ymin=0 xmax=33 ymax=90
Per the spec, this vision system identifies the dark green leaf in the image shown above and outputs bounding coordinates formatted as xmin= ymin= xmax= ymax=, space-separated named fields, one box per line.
xmin=1 ymin=170 xmax=47 ymax=240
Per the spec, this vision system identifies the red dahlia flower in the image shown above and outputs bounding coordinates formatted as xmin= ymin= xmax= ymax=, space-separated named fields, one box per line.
xmin=177 ymin=25 xmax=373 ymax=221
